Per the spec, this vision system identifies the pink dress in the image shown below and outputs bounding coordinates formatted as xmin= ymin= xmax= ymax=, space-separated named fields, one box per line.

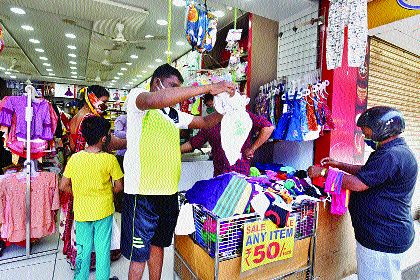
xmin=0 ymin=172 xmax=59 ymax=242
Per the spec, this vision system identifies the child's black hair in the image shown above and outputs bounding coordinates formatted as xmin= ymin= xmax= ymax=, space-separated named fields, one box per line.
xmin=80 ymin=116 xmax=111 ymax=146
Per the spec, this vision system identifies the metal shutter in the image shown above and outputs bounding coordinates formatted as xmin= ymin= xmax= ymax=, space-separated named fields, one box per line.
xmin=367 ymin=37 xmax=420 ymax=217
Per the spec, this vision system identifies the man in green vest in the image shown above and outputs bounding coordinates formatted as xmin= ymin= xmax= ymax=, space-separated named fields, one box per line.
xmin=121 ymin=64 xmax=235 ymax=280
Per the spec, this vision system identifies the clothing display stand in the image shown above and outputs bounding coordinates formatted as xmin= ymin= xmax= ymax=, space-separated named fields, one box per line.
xmin=0 ymin=82 xmax=58 ymax=265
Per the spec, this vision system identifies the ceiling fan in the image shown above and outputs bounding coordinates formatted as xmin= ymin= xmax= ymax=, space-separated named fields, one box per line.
xmin=2 ymin=58 xmax=32 ymax=76
xmin=63 ymin=19 xmax=166 ymax=51
xmin=89 ymin=50 xmax=130 ymax=67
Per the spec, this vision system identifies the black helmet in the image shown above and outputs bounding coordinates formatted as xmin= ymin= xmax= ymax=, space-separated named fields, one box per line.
xmin=357 ymin=106 xmax=405 ymax=142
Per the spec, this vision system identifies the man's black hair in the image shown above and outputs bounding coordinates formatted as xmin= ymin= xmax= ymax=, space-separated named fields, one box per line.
xmin=150 ymin=64 xmax=184 ymax=87
xmin=203 ymin=93 xmax=214 ymax=104
xmin=80 ymin=116 xmax=111 ymax=146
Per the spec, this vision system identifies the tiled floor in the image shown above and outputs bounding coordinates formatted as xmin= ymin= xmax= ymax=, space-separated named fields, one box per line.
xmin=0 ymin=221 xmax=418 ymax=280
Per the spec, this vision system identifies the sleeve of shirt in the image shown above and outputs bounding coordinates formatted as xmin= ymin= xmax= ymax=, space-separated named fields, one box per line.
xmin=63 ymin=156 xmax=74 ymax=179
xmin=189 ymin=129 xmax=208 ymax=150
xmin=109 ymin=155 xmax=124 ymax=181
xmin=175 ymin=109 xmax=194 ymax=129
xmin=127 ymin=89 xmax=147 ymax=116
xmin=249 ymin=111 xmax=273 ymax=130
xmin=356 ymin=152 xmax=398 ymax=188
xmin=114 ymin=115 xmax=127 ymax=139
xmin=0 ymin=97 xmax=14 ymax=127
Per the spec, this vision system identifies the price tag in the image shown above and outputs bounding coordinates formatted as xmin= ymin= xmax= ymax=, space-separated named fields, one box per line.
xmin=241 ymin=218 xmax=296 ymax=272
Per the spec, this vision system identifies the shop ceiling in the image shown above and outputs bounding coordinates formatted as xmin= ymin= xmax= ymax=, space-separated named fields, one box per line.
xmin=0 ymin=0 xmax=319 ymax=89
xmin=369 ymin=14 xmax=420 ymax=56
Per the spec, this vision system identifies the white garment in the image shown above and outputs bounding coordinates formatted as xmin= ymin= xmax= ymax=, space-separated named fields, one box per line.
xmin=123 ymin=89 xmax=194 ymax=195
xmin=251 ymin=193 xmax=270 ymax=219
xmin=356 ymin=241 xmax=405 ymax=280
xmin=215 ymin=91 xmax=252 ymax=166
xmin=175 ymin=203 xmax=196 ymax=235
xmin=326 ymin=0 xmax=368 ymax=69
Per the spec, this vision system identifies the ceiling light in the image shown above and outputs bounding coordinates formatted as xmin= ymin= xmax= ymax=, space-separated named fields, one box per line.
xmin=213 ymin=10 xmax=225 ymax=18
xmin=10 ymin=75 xmax=17 ymax=79
xmin=71 ymin=71 xmax=77 ymax=75
xmin=173 ymin=0 xmax=186 ymax=7
xmin=5 ymin=71 xmax=11 ymax=75
xmin=129 ymin=82 xmax=134 ymax=85
xmin=68 ymin=53 xmax=77 ymax=58
xmin=21 ymin=25 xmax=34 ymax=31
xmin=65 ymin=33 xmax=76 ymax=39
xmin=148 ymin=65 xmax=155 ymax=69
xmin=165 ymin=51 xmax=173 ymax=55
xmin=155 ymin=59 xmax=163 ymax=63
xmin=176 ymin=41 xmax=186 ymax=46
xmin=29 ymin=39 xmax=40 ymax=44
xmin=0 ymin=67 xmax=5 ymax=71
xmin=117 ymin=72 xmax=123 ymax=76
xmin=126 ymin=62 xmax=132 ymax=66
xmin=43 ymin=63 xmax=51 ymax=66
xmin=145 ymin=35 xmax=154 ymax=39
xmin=130 ymin=54 xmax=138 ymax=59
xmin=11 ymin=7 xmax=26 ymax=15
xmin=142 ymin=70 xmax=147 ymax=73
xmin=67 ymin=45 xmax=77 ymax=50
xmin=156 ymin=19 xmax=168 ymax=26
xmin=46 ymin=69 xmax=53 ymax=72
xmin=49 ymin=73 xmax=56 ymax=76
xmin=69 ymin=61 xmax=77 ymax=65
xmin=70 ymin=66 xmax=77 ymax=70
xmin=39 ymin=56 xmax=48 ymax=61
xmin=71 ymin=75 xmax=77 ymax=79
xmin=111 ymin=80 xmax=116 ymax=83
xmin=35 ymin=48 xmax=44 ymax=53
xmin=136 ymin=74 xmax=143 ymax=78
xmin=114 ymin=77 xmax=120 ymax=80
xmin=121 ymin=67 xmax=127 ymax=71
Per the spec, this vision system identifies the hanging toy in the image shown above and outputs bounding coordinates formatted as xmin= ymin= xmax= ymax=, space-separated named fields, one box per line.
xmin=195 ymin=7 xmax=208 ymax=52
xmin=204 ymin=12 xmax=218 ymax=52
xmin=0 ymin=24 xmax=5 ymax=54
xmin=186 ymin=2 xmax=200 ymax=49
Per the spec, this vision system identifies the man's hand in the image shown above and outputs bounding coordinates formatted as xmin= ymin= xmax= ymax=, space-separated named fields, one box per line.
xmin=207 ymin=81 xmax=236 ymax=97
xmin=244 ymin=148 xmax=255 ymax=160
xmin=307 ymin=165 xmax=327 ymax=179
xmin=320 ymin=157 xmax=340 ymax=168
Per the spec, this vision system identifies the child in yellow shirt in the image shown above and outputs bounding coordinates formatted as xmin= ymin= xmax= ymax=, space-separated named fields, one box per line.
xmin=60 ymin=116 xmax=123 ymax=280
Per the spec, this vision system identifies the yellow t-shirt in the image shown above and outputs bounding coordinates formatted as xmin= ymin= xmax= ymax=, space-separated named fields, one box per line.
xmin=63 ymin=151 xmax=124 ymax=222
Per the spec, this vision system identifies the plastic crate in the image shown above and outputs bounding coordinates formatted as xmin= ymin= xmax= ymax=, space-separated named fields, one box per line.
xmin=191 ymin=201 xmax=317 ymax=260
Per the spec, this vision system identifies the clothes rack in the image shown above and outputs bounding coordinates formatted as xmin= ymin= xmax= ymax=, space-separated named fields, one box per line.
xmin=0 ymin=82 xmax=58 ymax=265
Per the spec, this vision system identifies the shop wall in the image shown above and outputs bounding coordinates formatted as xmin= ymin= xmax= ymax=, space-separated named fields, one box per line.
xmin=247 ymin=14 xmax=279 ymax=164
xmin=247 ymin=14 xmax=279 ymax=112
xmin=0 ymin=78 xmax=12 ymax=98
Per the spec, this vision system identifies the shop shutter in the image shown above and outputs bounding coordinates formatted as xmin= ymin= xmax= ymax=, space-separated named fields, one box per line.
xmin=367 ymin=36 xmax=420 ymax=217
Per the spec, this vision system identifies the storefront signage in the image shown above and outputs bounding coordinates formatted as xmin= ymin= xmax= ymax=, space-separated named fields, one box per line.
xmin=241 ymin=218 xmax=296 ymax=272
xmin=397 ymin=0 xmax=420 ymax=10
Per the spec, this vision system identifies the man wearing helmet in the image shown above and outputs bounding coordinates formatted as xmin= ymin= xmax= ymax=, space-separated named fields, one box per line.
xmin=307 ymin=106 xmax=418 ymax=280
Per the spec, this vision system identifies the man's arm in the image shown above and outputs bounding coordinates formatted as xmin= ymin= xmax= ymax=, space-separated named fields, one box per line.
xmin=136 ymin=82 xmax=235 ymax=110
xmin=105 ymin=135 xmax=127 ymax=152
xmin=307 ymin=166 xmax=369 ymax=192
xmin=60 ymin=176 xmax=72 ymax=194
xmin=320 ymin=157 xmax=363 ymax=175
xmin=244 ymin=126 xmax=275 ymax=159
xmin=181 ymin=129 xmax=208 ymax=154
xmin=113 ymin=116 xmax=126 ymax=139
xmin=189 ymin=112 xmax=223 ymax=129
xmin=181 ymin=142 xmax=193 ymax=153
xmin=113 ymin=178 xmax=124 ymax=194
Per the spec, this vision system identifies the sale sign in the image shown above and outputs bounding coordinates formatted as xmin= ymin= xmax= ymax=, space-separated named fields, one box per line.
xmin=241 ymin=218 xmax=296 ymax=272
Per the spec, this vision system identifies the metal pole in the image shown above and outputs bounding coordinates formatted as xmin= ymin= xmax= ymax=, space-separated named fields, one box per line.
xmin=24 ymin=84 xmax=33 ymax=257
